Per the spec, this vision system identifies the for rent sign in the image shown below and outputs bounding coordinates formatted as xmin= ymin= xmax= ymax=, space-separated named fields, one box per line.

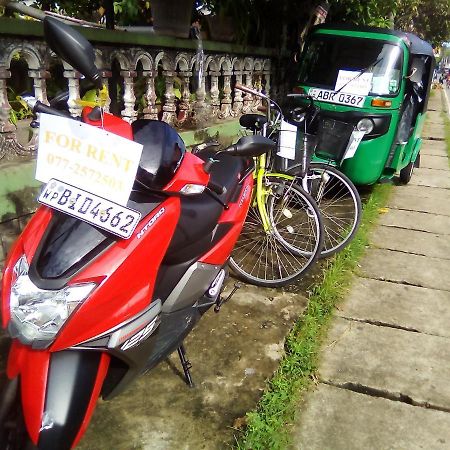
xmin=36 ymin=114 xmax=143 ymax=205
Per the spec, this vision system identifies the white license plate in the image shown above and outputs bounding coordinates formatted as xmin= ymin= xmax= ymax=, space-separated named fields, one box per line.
xmin=343 ymin=130 xmax=365 ymax=160
xmin=39 ymin=179 xmax=141 ymax=239
xmin=309 ymin=89 xmax=365 ymax=108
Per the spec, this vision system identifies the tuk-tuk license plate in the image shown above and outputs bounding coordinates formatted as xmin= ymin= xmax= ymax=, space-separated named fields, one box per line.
xmin=39 ymin=179 xmax=141 ymax=239
xmin=309 ymin=89 xmax=365 ymax=108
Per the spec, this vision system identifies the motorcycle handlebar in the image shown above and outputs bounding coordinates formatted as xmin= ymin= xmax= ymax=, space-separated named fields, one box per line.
xmin=21 ymin=94 xmax=72 ymax=118
xmin=33 ymin=100 xmax=72 ymax=118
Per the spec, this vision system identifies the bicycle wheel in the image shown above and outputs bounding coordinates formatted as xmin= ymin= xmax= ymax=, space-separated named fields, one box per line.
xmin=229 ymin=179 xmax=323 ymax=287
xmin=287 ymin=163 xmax=362 ymax=257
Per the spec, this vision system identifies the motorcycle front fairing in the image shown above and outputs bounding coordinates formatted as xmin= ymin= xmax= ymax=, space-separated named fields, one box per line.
xmin=1 ymin=191 xmax=181 ymax=448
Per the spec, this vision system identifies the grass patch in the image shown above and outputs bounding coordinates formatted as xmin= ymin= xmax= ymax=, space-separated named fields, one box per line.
xmin=235 ymin=183 xmax=392 ymax=450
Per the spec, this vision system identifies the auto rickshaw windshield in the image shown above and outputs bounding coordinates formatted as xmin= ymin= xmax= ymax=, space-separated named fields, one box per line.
xmin=298 ymin=35 xmax=403 ymax=96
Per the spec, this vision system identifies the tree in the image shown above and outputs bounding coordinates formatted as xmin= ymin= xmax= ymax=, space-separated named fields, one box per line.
xmin=328 ymin=0 xmax=450 ymax=45
xmin=395 ymin=0 xmax=450 ymax=45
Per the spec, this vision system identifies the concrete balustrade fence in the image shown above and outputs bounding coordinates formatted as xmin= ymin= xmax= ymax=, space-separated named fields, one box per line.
xmin=0 ymin=17 xmax=286 ymax=268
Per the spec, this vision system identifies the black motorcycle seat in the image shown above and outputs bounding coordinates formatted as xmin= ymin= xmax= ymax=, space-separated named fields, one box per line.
xmin=163 ymin=150 xmax=247 ymax=264
xmin=195 ymin=148 xmax=247 ymax=203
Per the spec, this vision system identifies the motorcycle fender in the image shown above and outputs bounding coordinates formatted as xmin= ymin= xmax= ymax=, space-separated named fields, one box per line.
xmin=7 ymin=343 xmax=109 ymax=449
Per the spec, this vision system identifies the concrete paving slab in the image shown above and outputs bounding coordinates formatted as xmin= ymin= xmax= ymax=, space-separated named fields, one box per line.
xmin=379 ymin=208 xmax=450 ymax=235
xmin=339 ymin=277 xmax=450 ymax=337
xmin=420 ymin=154 xmax=450 ymax=170
xmin=426 ymin=110 xmax=444 ymax=122
xmin=410 ymin=168 xmax=450 ymax=189
xmin=371 ymin=225 xmax=450 ymax=259
xmin=292 ymin=383 xmax=450 ymax=450
xmin=360 ymin=248 xmax=450 ymax=290
xmin=388 ymin=189 xmax=450 ymax=215
xmin=392 ymin=183 xmax=449 ymax=199
xmin=423 ymin=123 xmax=446 ymax=140
xmin=319 ymin=318 xmax=450 ymax=409
xmin=420 ymin=139 xmax=448 ymax=156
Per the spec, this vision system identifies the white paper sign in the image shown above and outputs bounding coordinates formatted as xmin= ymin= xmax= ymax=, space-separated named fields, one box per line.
xmin=343 ymin=130 xmax=365 ymax=160
xmin=335 ymin=70 xmax=373 ymax=96
xmin=277 ymin=120 xmax=298 ymax=160
xmin=36 ymin=114 xmax=143 ymax=206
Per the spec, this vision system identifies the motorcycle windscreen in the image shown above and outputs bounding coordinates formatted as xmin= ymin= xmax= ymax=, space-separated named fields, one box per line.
xmin=33 ymin=213 xmax=113 ymax=281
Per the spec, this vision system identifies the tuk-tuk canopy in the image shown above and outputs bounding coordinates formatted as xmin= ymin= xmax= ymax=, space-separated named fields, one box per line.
xmin=313 ymin=24 xmax=434 ymax=58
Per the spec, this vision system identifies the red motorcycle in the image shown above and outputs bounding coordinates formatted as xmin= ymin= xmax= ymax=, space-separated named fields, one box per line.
xmin=0 ymin=18 xmax=275 ymax=449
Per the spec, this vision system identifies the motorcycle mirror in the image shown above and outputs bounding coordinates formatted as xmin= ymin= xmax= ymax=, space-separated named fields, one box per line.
xmin=225 ymin=135 xmax=276 ymax=157
xmin=44 ymin=17 xmax=103 ymax=89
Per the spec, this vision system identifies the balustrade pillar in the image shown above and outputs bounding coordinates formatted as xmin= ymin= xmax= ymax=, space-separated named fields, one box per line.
xmin=0 ymin=68 xmax=14 ymax=160
xmin=63 ymin=69 xmax=82 ymax=117
xmin=252 ymin=73 xmax=263 ymax=112
xmin=209 ymin=70 xmax=220 ymax=117
xmin=161 ymin=70 xmax=176 ymax=125
xmin=142 ymin=69 xmax=158 ymax=120
xmin=120 ymin=70 xmax=137 ymax=123
xmin=242 ymin=71 xmax=254 ymax=113
xmin=263 ymin=70 xmax=271 ymax=96
xmin=100 ymin=70 xmax=112 ymax=113
xmin=193 ymin=74 xmax=207 ymax=125
xmin=231 ymin=71 xmax=244 ymax=116
xmin=28 ymin=69 xmax=49 ymax=104
xmin=0 ymin=68 xmax=14 ymax=135
xmin=177 ymin=70 xmax=192 ymax=125
xmin=219 ymin=70 xmax=232 ymax=119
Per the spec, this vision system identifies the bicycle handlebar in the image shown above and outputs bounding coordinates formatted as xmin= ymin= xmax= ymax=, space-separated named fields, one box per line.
xmin=287 ymin=93 xmax=315 ymax=109
xmin=235 ymin=83 xmax=265 ymax=99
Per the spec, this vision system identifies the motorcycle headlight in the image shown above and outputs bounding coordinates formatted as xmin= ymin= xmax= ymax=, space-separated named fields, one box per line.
xmin=356 ymin=118 xmax=374 ymax=134
xmin=8 ymin=256 xmax=96 ymax=349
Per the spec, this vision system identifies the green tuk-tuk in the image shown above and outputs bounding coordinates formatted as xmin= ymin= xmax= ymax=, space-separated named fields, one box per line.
xmin=295 ymin=24 xmax=436 ymax=185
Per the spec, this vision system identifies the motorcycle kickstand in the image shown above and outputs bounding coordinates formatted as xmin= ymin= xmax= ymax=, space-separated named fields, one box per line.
xmin=214 ymin=283 xmax=241 ymax=312
xmin=177 ymin=344 xmax=195 ymax=388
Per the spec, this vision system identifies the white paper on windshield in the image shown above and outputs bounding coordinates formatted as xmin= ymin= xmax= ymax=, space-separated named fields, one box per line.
xmin=343 ymin=130 xmax=365 ymax=160
xmin=335 ymin=70 xmax=373 ymax=96
xmin=277 ymin=120 xmax=297 ymax=160
xmin=36 ymin=114 xmax=143 ymax=206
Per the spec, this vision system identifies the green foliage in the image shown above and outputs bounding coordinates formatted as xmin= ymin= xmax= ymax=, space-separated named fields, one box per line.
xmin=328 ymin=0 xmax=450 ymax=45
xmin=235 ymin=183 xmax=393 ymax=450
xmin=441 ymin=109 xmax=450 ymax=165
xmin=32 ymin=0 xmax=149 ymax=25
xmin=7 ymin=87 xmax=33 ymax=125
xmin=402 ymin=0 xmax=450 ymax=46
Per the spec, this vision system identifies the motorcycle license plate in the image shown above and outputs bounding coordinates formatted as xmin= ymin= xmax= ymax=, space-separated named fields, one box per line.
xmin=309 ymin=89 xmax=365 ymax=108
xmin=39 ymin=179 xmax=141 ymax=239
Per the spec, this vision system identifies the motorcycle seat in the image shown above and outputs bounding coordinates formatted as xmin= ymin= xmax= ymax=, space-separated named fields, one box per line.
xmin=163 ymin=150 xmax=247 ymax=264
xmin=195 ymin=148 xmax=247 ymax=203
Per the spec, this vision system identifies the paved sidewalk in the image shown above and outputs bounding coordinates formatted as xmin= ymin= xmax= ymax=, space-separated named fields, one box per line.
xmin=292 ymin=92 xmax=450 ymax=450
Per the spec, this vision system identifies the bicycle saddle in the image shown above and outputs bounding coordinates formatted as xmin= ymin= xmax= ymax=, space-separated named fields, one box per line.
xmin=239 ymin=113 xmax=267 ymax=132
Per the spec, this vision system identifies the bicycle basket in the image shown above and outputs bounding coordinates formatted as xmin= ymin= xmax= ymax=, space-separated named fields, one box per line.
xmin=315 ymin=118 xmax=355 ymax=163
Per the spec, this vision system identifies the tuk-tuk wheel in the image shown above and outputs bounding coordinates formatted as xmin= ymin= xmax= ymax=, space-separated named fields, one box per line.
xmin=399 ymin=159 xmax=415 ymax=184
